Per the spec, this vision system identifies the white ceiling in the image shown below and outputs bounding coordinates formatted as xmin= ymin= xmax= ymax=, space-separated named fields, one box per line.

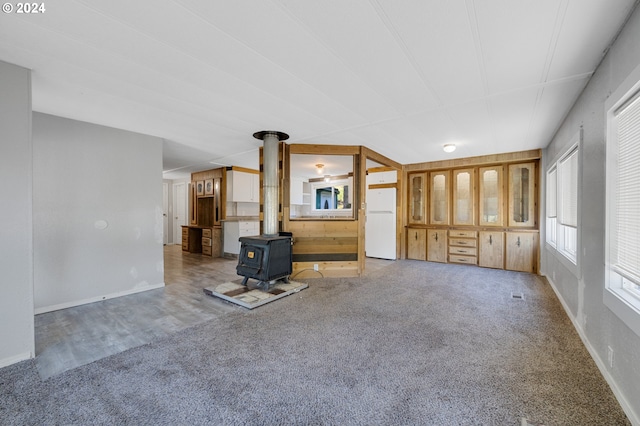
xmin=0 ymin=0 xmax=636 ymax=179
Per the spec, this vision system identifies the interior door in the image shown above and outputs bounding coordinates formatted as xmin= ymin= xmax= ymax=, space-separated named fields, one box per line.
xmin=163 ymin=183 xmax=169 ymax=245
xmin=173 ymin=183 xmax=187 ymax=245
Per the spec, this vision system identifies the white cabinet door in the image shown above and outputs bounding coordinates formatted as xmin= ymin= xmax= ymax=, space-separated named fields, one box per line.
xmin=231 ymin=171 xmax=259 ymax=202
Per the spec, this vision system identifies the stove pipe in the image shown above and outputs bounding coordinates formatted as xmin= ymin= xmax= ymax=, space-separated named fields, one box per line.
xmin=253 ymin=130 xmax=289 ymax=236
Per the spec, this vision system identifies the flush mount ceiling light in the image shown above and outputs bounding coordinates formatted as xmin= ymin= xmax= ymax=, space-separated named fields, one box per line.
xmin=316 ymin=163 xmax=324 ymax=174
xmin=443 ymin=144 xmax=456 ymax=153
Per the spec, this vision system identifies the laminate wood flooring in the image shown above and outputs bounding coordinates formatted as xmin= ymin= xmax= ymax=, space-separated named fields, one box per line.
xmin=34 ymin=245 xmax=395 ymax=380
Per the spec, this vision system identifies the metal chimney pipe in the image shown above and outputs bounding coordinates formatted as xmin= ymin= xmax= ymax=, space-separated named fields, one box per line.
xmin=253 ymin=130 xmax=289 ymax=237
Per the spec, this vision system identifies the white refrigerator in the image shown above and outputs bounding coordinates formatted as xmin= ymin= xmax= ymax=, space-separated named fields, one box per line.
xmin=365 ymin=187 xmax=396 ymax=260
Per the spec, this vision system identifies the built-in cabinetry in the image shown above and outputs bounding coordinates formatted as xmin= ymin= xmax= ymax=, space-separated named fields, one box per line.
xmin=182 ymin=226 xmax=222 ymax=257
xmin=448 ymin=230 xmax=477 ymax=265
xmin=405 ymin=152 xmax=540 ymax=273
xmin=427 ymin=229 xmax=447 ymax=263
xmin=406 ymin=227 xmax=427 ymax=260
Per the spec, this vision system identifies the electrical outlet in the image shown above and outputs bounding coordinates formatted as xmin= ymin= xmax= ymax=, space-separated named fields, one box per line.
xmin=607 ymin=346 xmax=614 ymax=368
xmin=313 ymin=264 xmax=319 ymax=271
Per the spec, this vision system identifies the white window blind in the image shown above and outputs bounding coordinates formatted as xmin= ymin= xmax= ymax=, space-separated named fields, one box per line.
xmin=559 ymin=149 xmax=578 ymax=227
xmin=547 ymin=168 xmax=557 ymax=218
xmin=614 ymin=92 xmax=640 ymax=282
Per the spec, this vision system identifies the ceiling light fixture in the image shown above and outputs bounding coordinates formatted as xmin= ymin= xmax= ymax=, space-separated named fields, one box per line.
xmin=443 ymin=144 xmax=456 ymax=153
xmin=316 ymin=163 xmax=324 ymax=174
xmin=324 ymin=175 xmax=331 ymax=183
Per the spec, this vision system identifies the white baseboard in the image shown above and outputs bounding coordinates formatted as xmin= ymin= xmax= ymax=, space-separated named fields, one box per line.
xmin=544 ymin=274 xmax=640 ymax=425
xmin=34 ymin=282 xmax=165 ymax=315
xmin=0 ymin=351 xmax=32 ymax=369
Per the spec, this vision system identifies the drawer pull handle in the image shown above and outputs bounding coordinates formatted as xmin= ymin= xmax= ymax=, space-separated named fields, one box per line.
xmin=489 ymin=235 xmax=493 ymax=245
xmin=517 ymin=237 xmax=521 ymax=247
xmin=435 ymin=232 xmax=438 ymax=242
xmin=415 ymin=232 xmax=418 ymax=241
xmin=457 ymin=250 xmax=465 ymax=253
xmin=458 ymin=241 xmax=467 ymax=245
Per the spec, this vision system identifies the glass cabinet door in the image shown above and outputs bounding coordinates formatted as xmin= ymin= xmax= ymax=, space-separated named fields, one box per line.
xmin=479 ymin=166 xmax=504 ymax=226
xmin=508 ymin=162 xmax=536 ymax=227
xmin=429 ymin=171 xmax=450 ymax=225
xmin=408 ymin=172 xmax=426 ymax=225
xmin=452 ymin=168 xmax=475 ymax=225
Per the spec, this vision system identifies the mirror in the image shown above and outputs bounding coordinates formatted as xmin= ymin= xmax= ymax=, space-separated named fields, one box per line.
xmin=289 ymin=154 xmax=354 ymax=219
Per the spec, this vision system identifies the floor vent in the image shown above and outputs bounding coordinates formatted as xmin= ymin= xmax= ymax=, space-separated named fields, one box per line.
xmin=512 ymin=292 xmax=525 ymax=300
xmin=521 ymin=418 xmax=545 ymax=426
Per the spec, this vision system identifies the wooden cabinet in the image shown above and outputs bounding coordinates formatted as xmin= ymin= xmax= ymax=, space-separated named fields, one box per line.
xmin=508 ymin=163 xmax=536 ymax=227
xmin=407 ymin=228 xmax=427 ymax=260
xmin=189 ymin=183 xmax=197 ymax=225
xmin=448 ymin=230 xmax=477 ymax=265
xmin=427 ymin=229 xmax=447 ymax=263
xmin=229 ymin=170 xmax=260 ymax=203
xmin=452 ymin=168 xmax=475 ymax=226
xmin=505 ymin=232 xmax=537 ymax=273
xmin=408 ymin=173 xmax=426 ymax=225
xmin=429 ymin=171 xmax=450 ymax=225
xmin=478 ymin=231 xmax=504 ymax=269
xmin=479 ymin=165 xmax=504 ymax=226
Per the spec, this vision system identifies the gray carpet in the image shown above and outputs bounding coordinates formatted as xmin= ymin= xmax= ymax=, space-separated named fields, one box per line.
xmin=0 ymin=260 xmax=630 ymax=425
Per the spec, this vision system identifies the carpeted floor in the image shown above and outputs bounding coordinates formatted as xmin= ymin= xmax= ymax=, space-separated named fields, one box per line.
xmin=0 ymin=260 xmax=630 ymax=425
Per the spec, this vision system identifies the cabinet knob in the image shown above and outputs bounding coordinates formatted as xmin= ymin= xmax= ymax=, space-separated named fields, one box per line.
xmin=435 ymin=232 xmax=438 ymax=242
xmin=489 ymin=235 xmax=492 ymax=245
xmin=517 ymin=236 xmax=521 ymax=247
xmin=415 ymin=232 xmax=418 ymax=241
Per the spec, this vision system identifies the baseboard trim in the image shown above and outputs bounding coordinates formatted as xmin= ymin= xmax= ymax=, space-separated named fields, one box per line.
xmin=543 ymin=274 xmax=640 ymax=425
xmin=0 ymin=351 xmax=32 ymax=369
xmin=34 ymin=282 xmax=166 ymax=315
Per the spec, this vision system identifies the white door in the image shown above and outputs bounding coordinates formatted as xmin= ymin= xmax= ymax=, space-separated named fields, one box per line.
xmin=365 ymin=188 xmax=396 ymax=260
xmin=163 ymin=183 xmax=169 ymax=245
xmin=173 ymin=183 xmax=187 ymax=245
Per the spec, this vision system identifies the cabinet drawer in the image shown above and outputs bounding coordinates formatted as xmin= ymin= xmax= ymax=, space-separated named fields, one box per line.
xmin=202 ymin=237 xmax=212 ymax=247
xmin=202 ymin=245 xmax=212 ymax=256
xmin=182 ymin=228 xmax=188 ymax=236
xmin=449 ymin=246 xmax=477 ymax=256
xmin=449 ymin=230 xmax=477 ymax=238
xmin=449 ymin=255 xmax=477 ymax=265
xmin=182 ymin=241 xmax=189 ymax=251
xmin=202 ymin=228 xmax=212 ymax=238
xmin=449 ymin=238 xmax=477 ymax=248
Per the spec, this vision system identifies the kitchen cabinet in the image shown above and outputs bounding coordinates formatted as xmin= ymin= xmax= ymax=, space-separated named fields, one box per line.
xmin=367 ymin=170 xmax=397 ymax=185
xmin=224 ymin=220 xmax=260 ymax=255
xmin=478 ymin=231 xmax=504 ymax=269
xmin=452 ymin=168 xmax=475 ymax=226
xmin=448 ymin=230 xmax=477 ymax=265
xmin=505 ymin=232 xmax=537 ymax=273
xmin=229 ymin=170 xmax=260 ymax=203
xmin=408 ymin=173 xmax=427 ymax=225
xmin=508 ymin=163 xmax=536 ymax=227
xmin=429 ymin=171 xmax=449 ymax=225
xmin=407 ymin=228 xmax=427 ymax=260
xmin=479 ymin=166 xmax=504 ymax=226
xmin=427 ymin=229 xmax=447 ymax=263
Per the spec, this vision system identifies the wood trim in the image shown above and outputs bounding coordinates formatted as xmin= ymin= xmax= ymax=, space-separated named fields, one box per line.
xmin=367 ymin=166 xmax=395 ymax=173
xmin=289 ymin=144 xmax=360 ymax=155
xmin=368 ymin=182 xmax=397 ymax=190
xmin=362 ymin=146 xmax=403 ymax=170
xmin=229 ymin=165 xmax=259 ymax=174
xmin=404 ymin=149 xmax=541 ymax=172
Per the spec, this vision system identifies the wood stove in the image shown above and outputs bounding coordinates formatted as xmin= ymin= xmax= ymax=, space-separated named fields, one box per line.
xmin=236 ymin=234 xmax=292 ymax=290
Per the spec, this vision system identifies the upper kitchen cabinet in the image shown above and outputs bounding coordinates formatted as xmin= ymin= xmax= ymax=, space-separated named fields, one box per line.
xmin=452 ymin=168 xmax=475 ymax=226
xmin=508 ymin=163 xmax=536 ymax=228
xmin=479 ymin=165 xmax=504 ymax=227
xmin=228 ymin=169 xmax=260 ymax=203
xmin=408 ymin=172 xmax=427 ymax=225
xmin=429 ymin=171 xmax=449 ymax=225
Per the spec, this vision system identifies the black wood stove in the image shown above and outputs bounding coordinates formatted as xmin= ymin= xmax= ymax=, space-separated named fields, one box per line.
xmin=236 ymin=234 xmax=292 ymax=290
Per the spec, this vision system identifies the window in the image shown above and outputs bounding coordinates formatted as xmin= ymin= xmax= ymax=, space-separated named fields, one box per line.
xmin=545 ymin=136 xmax=579 ymax=269
xmin=604 ymin=66 xmax=640 ymax=337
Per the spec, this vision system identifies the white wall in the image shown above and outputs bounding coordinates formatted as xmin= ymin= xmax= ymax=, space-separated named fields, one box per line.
xmin=541 ymin=5 xmax=640 ymax=423
xmin=0 ymin=61 xmax=35 ymax=367
xmin=32 ymin=113 xmax=165 ymax=313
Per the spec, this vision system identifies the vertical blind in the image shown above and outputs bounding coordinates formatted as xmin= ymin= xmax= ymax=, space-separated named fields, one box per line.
xmin=615 ymin=92 xmax=640 ymax=281
xmin=559 ymin=148 xmax=578 ymax=227
xmin=547 ymin=168 xmax=557 ymax=218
